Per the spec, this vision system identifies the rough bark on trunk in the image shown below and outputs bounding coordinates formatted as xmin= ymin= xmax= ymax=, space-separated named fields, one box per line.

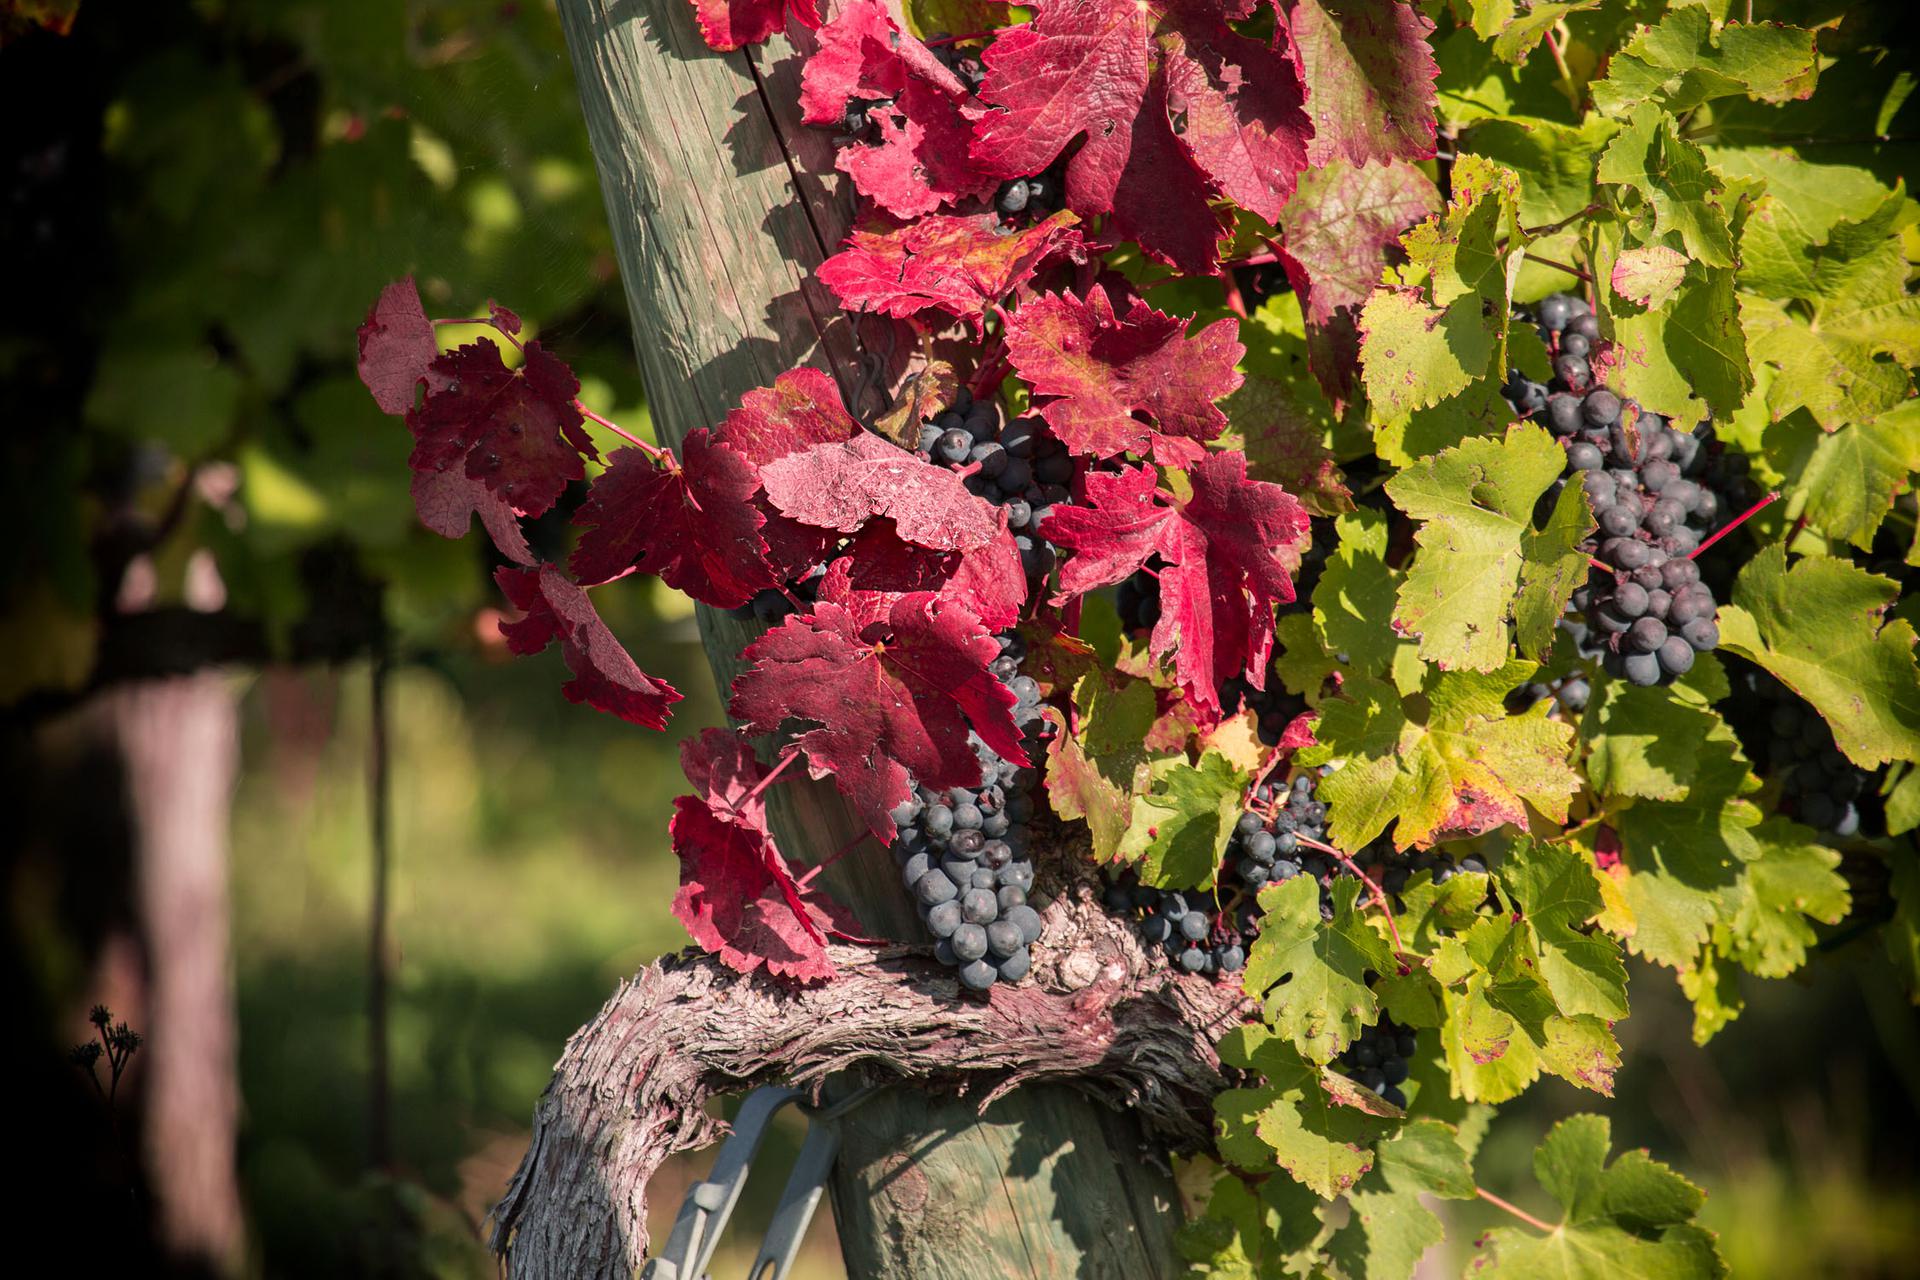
xmin=492 ymin=838 xmax=1246 ymax=1278
xmin=115 ymin=672 xmax=244 ymax=1271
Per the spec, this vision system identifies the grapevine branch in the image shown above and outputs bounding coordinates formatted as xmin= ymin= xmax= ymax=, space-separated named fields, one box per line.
xmin=488 ymin=870 xmax=1249 ymax=1280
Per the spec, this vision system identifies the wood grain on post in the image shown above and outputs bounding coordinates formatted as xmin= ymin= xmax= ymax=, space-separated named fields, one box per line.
xmin=541 ymin=1 xmax=1183 ymax=1276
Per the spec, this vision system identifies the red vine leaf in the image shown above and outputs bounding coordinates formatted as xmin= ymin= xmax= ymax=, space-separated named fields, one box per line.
xmin=760 ymin=432 xmax=1002 ymax=550
xmin=680 ymin=728 xmax=783 ymax=827
xmin=687 ymin=0 xmax=821 ymax=51
xmin=1042 ymin=453 xmax=1310 ymax=714
xmin=970 ymin=0 xmax=1310 ymax=270
xmin=356 ymin=277 xmax=440 ymax=415
xmin=715 ymin=367 xmax=861 ymax=467
xmin=569 ymin=431 xmax=779 ymax=607
xmin=410 ymin=469 xmax=535 ymax=566
xmin=818 ymin=211 xmax=1084 ymax=332
xmin=494 ymin=565 xmax=683 ymax=730
xmin=487 ymin=300 xmax=523 ymax=336
xmin=840 ymin=80 xmax=1001 ymax=219
xmin=800 ymin=0 xmax=966 ymax=126
xmin=729 ymin=590 xmax=1021 ymax=839
xmin=670 ymin=792 xmax=859 ymax=982
xmin=1290 ymin=0 xmax=1440 ymax=169
xmin=1278 ymin=157 xmax=1440 ymax=410
xmin=406 ymin=338 xmax=598 ymax=519
xmin=1005 ymin=284 xmax=1243 ymax=464
xmin=829 ymin=515 xmax=1028 ymax=630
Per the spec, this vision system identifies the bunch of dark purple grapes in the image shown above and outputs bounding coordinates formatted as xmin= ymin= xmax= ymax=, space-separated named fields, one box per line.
xmin=891 ymin=632 xmax=1049 ymax=991
xmin=1100 ymin=874 xmax=1246 ymax=976
xmin=1503 ymin=293 xmax=1727 ymax=687
xmin=1724 ymin=659 xmax=1878 ymax=838
xmin=1338 ymin=1014 xmax=1416 ymax=1109
xmin=914 ymin=386 xmax=1069 ymax=585
xmin=1506 ymin=674 xmax=1592 ymax=718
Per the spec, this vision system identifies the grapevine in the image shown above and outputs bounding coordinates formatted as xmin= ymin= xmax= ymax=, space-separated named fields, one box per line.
xmin=352 ymin=1 xmax=1920 ymax=1277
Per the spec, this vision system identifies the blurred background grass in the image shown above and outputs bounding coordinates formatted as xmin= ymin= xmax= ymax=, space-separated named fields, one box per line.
xmin=3 ymin=1 xmax=1917 ymax=1276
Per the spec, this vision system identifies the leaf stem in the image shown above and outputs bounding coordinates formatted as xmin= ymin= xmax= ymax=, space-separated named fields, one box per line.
xmin=1521 ymin=203 xmax=1606 ymax=239
xmin=921 ymin=26 xmax=1023 ymax=47
xmin=738 ymin=746 xmax=803 ymax=813
xmin=796 ymin=831 xmax=874 ymax=889
xmin=576 ymin=401 xmax=668 ymax=460
xmin=1543 ymin=26 xmax=1578 ymax=111
xmin=1293 ymin=834 xmax=1406 ymax=955
xmin=1524 ymin=251 xmax=1593 ymax=283
xmin=1477 ymin=1185 xmax=1559 ymax=1234
xmin=1689 ymin=490 xmax=1779 ymax=560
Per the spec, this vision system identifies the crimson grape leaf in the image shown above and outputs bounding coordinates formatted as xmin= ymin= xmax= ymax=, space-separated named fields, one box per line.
xmin=406 ymin=337 xmax=597 ymax=519
xmin=1291 ymin=0 xmax=1440 ymax=169
xmin=670 ymin=789 xmax=859 ymax=982
xmin=680 ymin=727 xmax=781 ymax=827
xmin=969 ymin=0 xmax=1310 ymax=270
xmin=831 ymin=516 xmax=1028 ymax=631
xmin=1278 ymin=158 xmax=1442 ymax=410
xmin=818 ymin=211 xmax=1083 ymax=332
xmin=799 ymin=0 xmax=965 ymax=126
xmin=760 ymin=431 xmax=1001 ymax=551
xmin=356 ymin=276 xmax=439 ymax=415
xmin=840 ymin=80 xmax=1001 ymax=219
xmin=715 ymin=367 xmax=860 ymax=467
xmin=687 ymin=0 xmax=820 ymax=51
xmin=1044 ymin=453 xmax=1311 ymax=716
xmin=1005 ymin=285 xmax=1243 ymax=464
xmin=495 ymin=565 xmax=683 ymax=730
xmin=409 ymin=468 xmax=534 ymax=567
xmin=729 ymin=589 xmax=1021 ymax=838
xmin=569 ymin=432 xmax=779 ymax=608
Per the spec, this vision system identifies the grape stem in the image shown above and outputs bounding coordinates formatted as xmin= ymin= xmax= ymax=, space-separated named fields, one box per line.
xmin=1524 ymin=251 xmax=1592 ymax=283
xmin=1293 ymin=833 xmax=1406 ymax=956
xmin=576 ymin=402 xmax=669 ymax=461
xmin=1688 ymin=490 xmax=1779 ymax=560
xmin=1476 ymin=1185 xmax=1559 ymax=1235
xmin=922 ymin=26 xmax=1024 ymax=47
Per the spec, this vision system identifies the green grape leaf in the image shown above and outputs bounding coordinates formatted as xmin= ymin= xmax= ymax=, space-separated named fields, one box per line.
xmin=1272 ymin=610 xmax=1342 ymax=702
xmin=1718 ymin=817 xmax=1849 ymax=979
xmin=1118 ymin=750 xmax=1249 ymax=889
xmin=1314 ymin=508 xmax=1408 ymax=680
xmin=1244 ymin=876 xmax=1393 ymax=1064
xmin=1677 ymin=944 xmax=1746 ymax=1046
xmin=1325 ymin=1119 xmax=1475 ymax=1280
xmin=1386 ymin=423 xmax=1595 ymax=671
xmin=1609 ymin=244 xmax=1689 ymax=309
xmin=1598 ymin=231 xmax=1751 ymax=424
xmin=1596 ymin=104 xmax=1735 ymax=267
xmin=1591 ymin=5 xmax=1817 ymax=118
xmin=1459 ymin=115 xmax=1621 ymax=229
xmin=1242 ymin=1032 xmax=1395 ymax=1198
xmin=1740 ymin=182 xmax=1920 ymax=431
xmin=1501 ymin=839 xmax=1630 ymax=1020
xmin=1429 ymin=919 xmax=1622 ymax=1102
xmin=1766 ymin=404 xmax=1920 ymax=551
xmin=1474 ymin=1114 xmax=1727 ymax=1279
xmin=1473 ymin=0 xmax=1599 ymax=61
xmin=1176 ymin=1171 xmax=1323 ymax=1279
xmin=1045 ymin=672 xmax=1170 ymax=862
xmin=1299 ymin=666 xmax=1581 ymax=850
xmin=1716 ymin=545 xmax=1920 ymax=768
xmin=1581 ymin=675 xmax=1725 ymax=801
xmin=1396 ymin=867 xmax=1495 ymax=954
xmin=1358 ymin=154 xmax=1524 ymax=418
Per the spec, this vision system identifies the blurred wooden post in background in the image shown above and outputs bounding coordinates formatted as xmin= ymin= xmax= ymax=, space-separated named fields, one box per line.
xmin=543 ymin=1 xmax=1183 ymax=1276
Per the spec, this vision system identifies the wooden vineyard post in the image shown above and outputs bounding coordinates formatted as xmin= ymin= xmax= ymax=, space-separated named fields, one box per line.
xmin=550 ymin=1 xmax=1183 ymax=1277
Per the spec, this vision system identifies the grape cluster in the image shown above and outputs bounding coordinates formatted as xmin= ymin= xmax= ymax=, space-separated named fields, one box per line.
xmin=1503 ymin=293 xmax=1727 ymax=688
xmin=1100 ymin=874 xmax=1246 ymax=975
xmin=1337 ymin=1015 xmax=1416 ymax=1109
xmin=912 ymin=385 xmax=1070 ymax=584
xmin=891 ymin=631 xmax=1050 ymax=991
xmin=1724 ymin=660 xmax=1877 ymax=838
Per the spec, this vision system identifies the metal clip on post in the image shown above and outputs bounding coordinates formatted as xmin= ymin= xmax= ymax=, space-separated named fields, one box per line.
xmin=640 ymin=1084 xmax=876 ymax=1280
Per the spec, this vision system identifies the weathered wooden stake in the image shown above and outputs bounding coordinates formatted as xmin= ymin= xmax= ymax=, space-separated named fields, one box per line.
xmin=548 ymin=1 xmax=1182 ymax=1276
